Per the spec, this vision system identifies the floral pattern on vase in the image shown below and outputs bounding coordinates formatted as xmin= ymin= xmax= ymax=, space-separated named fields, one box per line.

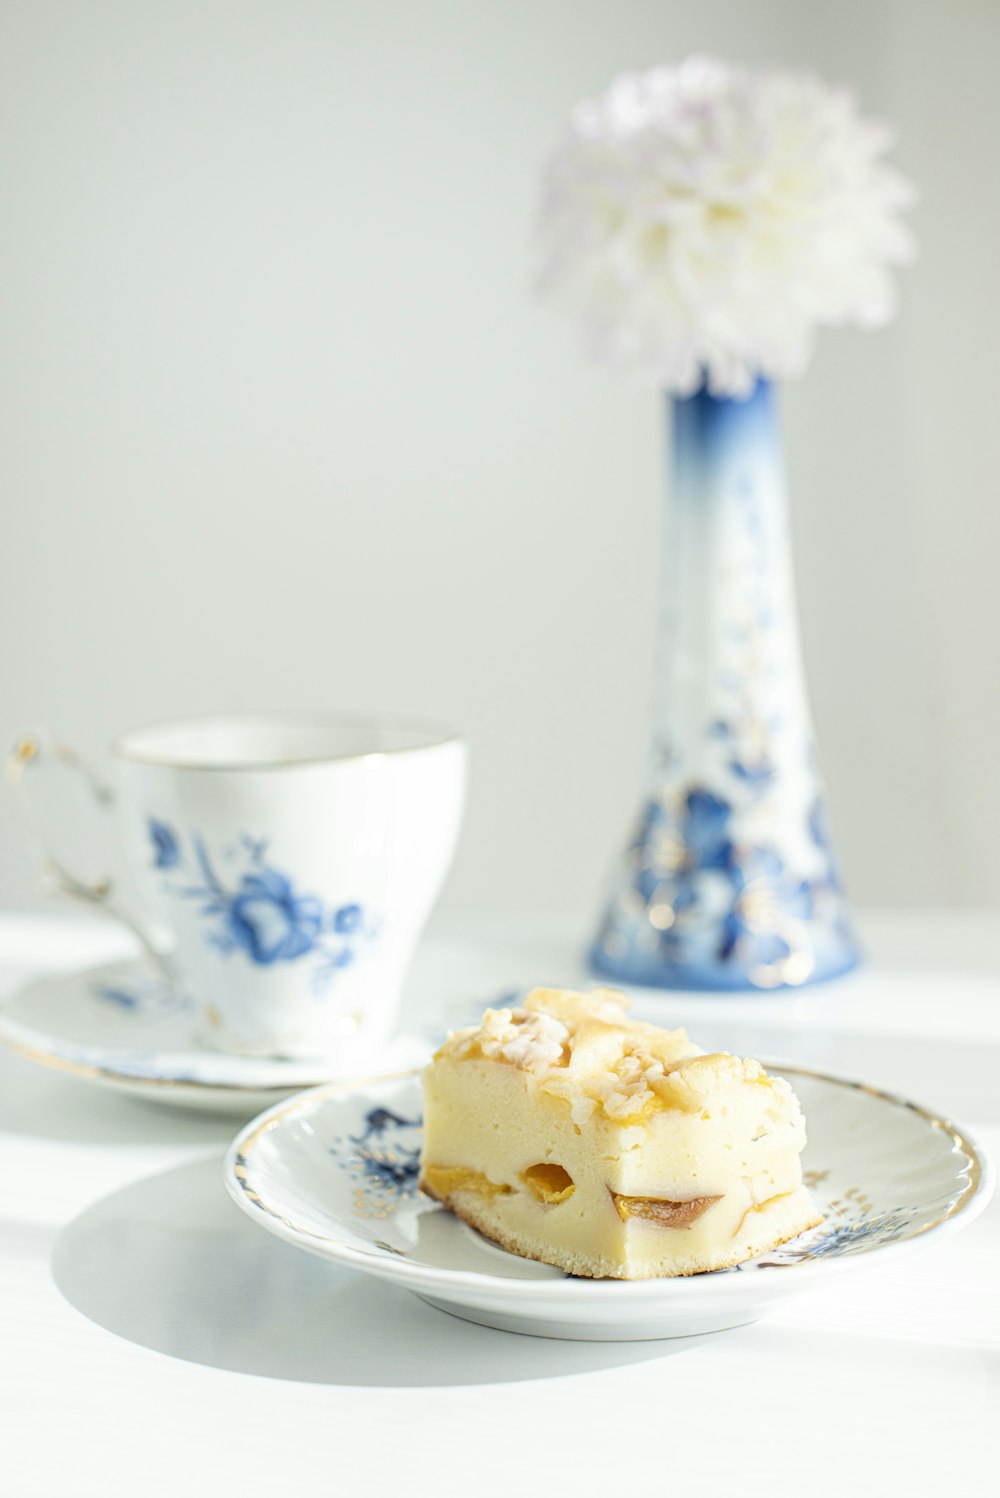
xmin=146 ymin=821 xmax=379 ymax=993
xmin=590 ymin=379 xmax=861 ymax=990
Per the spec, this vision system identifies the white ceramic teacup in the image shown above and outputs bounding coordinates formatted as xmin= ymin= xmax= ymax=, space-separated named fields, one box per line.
xmin=7 ymin=714 xmax=466 ymax=1064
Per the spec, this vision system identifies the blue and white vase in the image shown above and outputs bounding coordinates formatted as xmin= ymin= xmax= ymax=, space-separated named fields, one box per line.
xmin=590 ymin=379 xmax=861 ymax=991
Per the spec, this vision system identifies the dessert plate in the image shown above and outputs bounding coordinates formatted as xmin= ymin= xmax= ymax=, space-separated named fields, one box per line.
xmin=0 ymin=960 xmax=426 ymax=1114
xmin=225 ymin=1066 xmax=993 ymax=1340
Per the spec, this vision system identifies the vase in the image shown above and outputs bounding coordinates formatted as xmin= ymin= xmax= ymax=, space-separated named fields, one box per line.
xmin=590 ymin=378 xmax=862 ymax=992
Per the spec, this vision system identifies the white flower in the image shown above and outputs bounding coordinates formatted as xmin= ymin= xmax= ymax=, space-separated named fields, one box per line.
xmin=537 ymin=57 xmax=915 ymax=396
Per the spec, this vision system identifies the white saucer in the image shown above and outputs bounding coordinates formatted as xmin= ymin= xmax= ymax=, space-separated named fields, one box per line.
xmin=0 ymin=959 xmax=427 ymax=1114
xmin=225 ymin=1066 xmax=993 ymax=1341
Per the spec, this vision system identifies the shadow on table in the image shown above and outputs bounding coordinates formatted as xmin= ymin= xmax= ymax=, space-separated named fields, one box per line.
xmin=52 ymin=1156 xmax=724 ymax=1386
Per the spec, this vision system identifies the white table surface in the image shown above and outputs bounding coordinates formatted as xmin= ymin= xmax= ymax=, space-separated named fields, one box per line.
xmin=1 ymin=908 xmax=997 ymax=1497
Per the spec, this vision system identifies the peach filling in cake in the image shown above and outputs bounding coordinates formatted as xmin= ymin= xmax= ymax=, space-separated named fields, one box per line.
xmin=419 ymin=986 xmax=822 ymax=1279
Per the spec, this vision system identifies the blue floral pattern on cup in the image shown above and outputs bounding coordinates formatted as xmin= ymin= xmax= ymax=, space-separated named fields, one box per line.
xmin=228 ymin=869 xmax=325 ymax=964
xmin=147 ymin=821 xmax=378 ymax=993
xmin=149 ymin=818 xmax=181 ymax=869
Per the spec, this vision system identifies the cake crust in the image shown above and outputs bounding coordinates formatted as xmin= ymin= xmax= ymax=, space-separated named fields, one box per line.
xmin=422 ymin=1176 xmax=822 ymax=1279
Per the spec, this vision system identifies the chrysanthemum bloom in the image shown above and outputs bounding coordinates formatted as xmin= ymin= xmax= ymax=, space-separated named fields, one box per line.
xmin=537 ymin=56 xmax=915 ymax=396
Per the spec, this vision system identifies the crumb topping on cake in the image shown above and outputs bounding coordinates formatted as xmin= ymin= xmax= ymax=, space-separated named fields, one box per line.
xmin=435 ymin=986 xmax=795 ymax=1125
xmin=465 ymin=1005 xmax=570 ymax=1071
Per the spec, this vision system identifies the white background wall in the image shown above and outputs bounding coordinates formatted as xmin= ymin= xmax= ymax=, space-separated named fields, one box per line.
xmin=1 ymin=0 xmax=998 ymax=932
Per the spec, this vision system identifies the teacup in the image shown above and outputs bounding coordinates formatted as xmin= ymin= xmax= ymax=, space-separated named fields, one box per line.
xmin=7 ymin=714 xmax=466 ymax=1064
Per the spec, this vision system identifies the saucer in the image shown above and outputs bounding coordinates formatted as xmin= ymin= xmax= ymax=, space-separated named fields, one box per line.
xmin=225 ymin=1066 xmax=992 ymax=1341
xmin=0 ymin=959 xmax=427 ymax=1114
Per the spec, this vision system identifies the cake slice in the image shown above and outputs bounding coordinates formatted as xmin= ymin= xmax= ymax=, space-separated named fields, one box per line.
xmin=419 ymin=987 xmax=822 ymax=1279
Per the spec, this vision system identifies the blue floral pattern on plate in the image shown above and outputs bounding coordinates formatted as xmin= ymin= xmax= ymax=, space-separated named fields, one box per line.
xmin=226 ymin=1066 xmax=982 ymax=1300
xmin=94 ymin=974 xmax=191 ymax=1020
xmin=315 ymin=1083 xmax=946 ymax=1267
xmin=225 ymin=1060 xmax=991 ymax=1336
xmin=328 ymin=1106 xmax=424 ymax=1220
xmin=0 ymin=957 xmax=386 ymax=1096
xmin=146 ymin=821 xmax=379 ymax=992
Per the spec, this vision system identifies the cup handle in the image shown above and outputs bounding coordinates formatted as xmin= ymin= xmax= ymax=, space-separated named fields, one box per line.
xmin=6 ymin=730 xmax=165 ymax=966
